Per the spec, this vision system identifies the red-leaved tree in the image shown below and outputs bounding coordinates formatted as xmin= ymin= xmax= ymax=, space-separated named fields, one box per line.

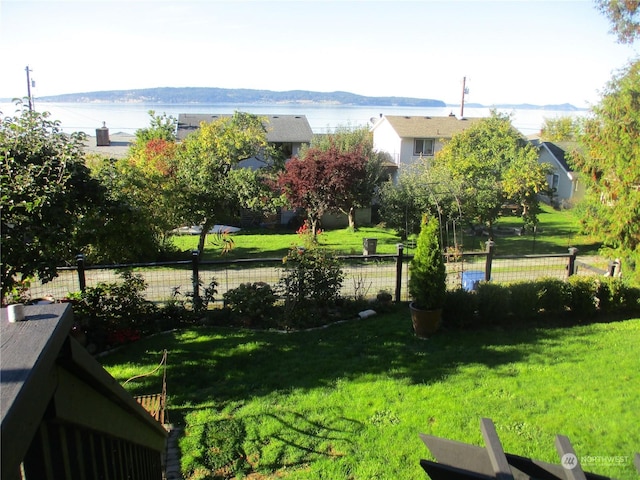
xmin=276 ymin=145 xmax=367 ymax=237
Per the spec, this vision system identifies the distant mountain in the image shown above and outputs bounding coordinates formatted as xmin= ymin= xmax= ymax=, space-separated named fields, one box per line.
xmin=37 ymin=87 xmax=447 ymax=107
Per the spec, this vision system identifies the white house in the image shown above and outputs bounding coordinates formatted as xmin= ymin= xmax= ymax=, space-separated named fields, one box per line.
xmin=534 ymin=140 xmax=584 ymax=207
xmin=370 ymin=114 xmax=484 ymax=173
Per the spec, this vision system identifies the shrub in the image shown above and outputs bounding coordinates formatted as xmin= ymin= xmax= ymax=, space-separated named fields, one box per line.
xmin=278 ymin=247 xmax=344 ymax=304
xmin=277 ymin=247 xmax=345 ymax=329
xmin=376 ymin=290 xmax=393 ymax=304
xmin=592 ymin=277 xmax=639 ymax=314
xmin=567 ymin=276 xmax=598 ymax=318
xmin=69 ymin=270 xmax=157 ymax=329
xmin=156 ymin=298 xmax=196 ymax=330
xmin=536 ymin=277 xmax=570 ymax=315
xmin=408 ymin=214 xmax=446 ymax=310
xmin=476 ymin=282 xmax=510 ymax=325
xmin=2 ymin=277 xmax=31 ymax=306
xmin=171 ymin=275 xmax=218 ymax=316
xmin=443 ymin=288 xmax=478 ymax=328
xmin=617 ymin=282 xmax=640 ymax=313
xmin=508 ymin=281 xmax=540 ymax=320
xmin=67 ymin=270 xmax=157 ymax=351
xmin=223 ymin=282 xmax=277 ymax=326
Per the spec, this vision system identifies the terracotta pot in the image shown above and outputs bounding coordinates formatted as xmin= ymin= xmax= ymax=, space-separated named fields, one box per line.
xmin=409 ymin=302 xmax=442 ymax=337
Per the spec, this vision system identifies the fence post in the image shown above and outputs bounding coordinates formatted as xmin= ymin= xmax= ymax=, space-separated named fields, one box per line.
xmin=567 ymin=247 xmax=578 ymax=276
xmin=191 ymin=250 xmax=200 ymax=306
xmin=395 ymin=243 xmax=404 ymax=303
xmin=76 ymin=254 xmax=86 ymax=292
xmin=484 ymin=240 xmax=495 ymax=282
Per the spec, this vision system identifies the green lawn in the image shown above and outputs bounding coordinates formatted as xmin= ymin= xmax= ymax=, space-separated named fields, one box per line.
xmin=101 ymin=307 xmax=639 ymax=479
xmin=171 ymin=204 xmax=602 ymax=260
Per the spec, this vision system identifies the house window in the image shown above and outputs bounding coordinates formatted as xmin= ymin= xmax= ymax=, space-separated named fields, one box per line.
xmin=414 ymin=138 xmax=435 ymax=156
xmin=551 ymin=174 xmax=559 ymax=190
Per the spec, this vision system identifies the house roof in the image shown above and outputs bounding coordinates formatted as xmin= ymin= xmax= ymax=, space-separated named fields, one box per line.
xmin=176 ymin=113 xmax=313 ymax=143
xmin=82 ymin=133 xmax=133 ymax=159
xmin=541 ymin=141 xmax=578 ymax=173
xmin=374 ymin=115 xmax=483 ymax=138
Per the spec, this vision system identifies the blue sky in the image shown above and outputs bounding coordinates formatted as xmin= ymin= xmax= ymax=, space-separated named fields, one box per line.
xmin=1 ymin=0 xmax=637 ymax=107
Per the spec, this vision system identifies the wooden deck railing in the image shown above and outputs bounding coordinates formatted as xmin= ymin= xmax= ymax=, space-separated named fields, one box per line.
xmin=1 ymin=303 xmax=168 ymax=480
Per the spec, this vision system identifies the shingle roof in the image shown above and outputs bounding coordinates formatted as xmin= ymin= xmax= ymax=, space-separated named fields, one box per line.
xmin=176 ymin=113 xmax=313 ymax=143
xmin=379 ymin=115 xmax=483 ymax=138
xmin=542 ymin=141 xmax=578 ymax=173
xmin=82 ymin=133 xmax=133 ymax=159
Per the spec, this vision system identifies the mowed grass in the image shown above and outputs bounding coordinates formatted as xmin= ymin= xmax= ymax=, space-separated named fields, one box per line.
xmin=172 ymin=226 xmax=403 ymax=261
xmin=101 ymin=308 xmax=640 ymax=479
xmin=171 ymin=204 xmax=602 ymax=260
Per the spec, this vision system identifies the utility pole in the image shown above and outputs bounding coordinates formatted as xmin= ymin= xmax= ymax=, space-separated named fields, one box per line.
xmin=25 ymin=65 xmax=34 ymax=111
xmin=460 ymin=76 xmax=469 ymax=118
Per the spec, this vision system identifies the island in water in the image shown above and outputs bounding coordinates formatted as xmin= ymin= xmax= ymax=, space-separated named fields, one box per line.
xmin=29 ymin=87 xmax=582 ymax=111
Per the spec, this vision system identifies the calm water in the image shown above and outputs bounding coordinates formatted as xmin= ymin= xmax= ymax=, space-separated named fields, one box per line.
xmin=0 ymin=101 xmax=589 ymax=137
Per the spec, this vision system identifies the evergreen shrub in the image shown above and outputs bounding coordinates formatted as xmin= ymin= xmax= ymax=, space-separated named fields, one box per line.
xmin=408 ymin=215 xmax=447 ymax=310
xmin=443 ymin=288 xmax=478 ymax=328
xmin=508 ymin=281 xmax=540 ymax=320
xmin=536 ymin=277 xmax=570 ymax=315
xmin=223 ymin=282 xmax=277 ymax=326
xmin=567 ymin=276 xmax=598 ymax=318
xmin=476 ymin=282 xmax=510 ymax=324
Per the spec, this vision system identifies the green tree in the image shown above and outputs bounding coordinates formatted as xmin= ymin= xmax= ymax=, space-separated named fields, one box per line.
xmin=176 ymin=112 xmax=269 ymax=253
xmin=503 ymin=156 xmax=552 ymax=230
xmin=0 ymin=104 xmax=103 ymax=297
xmin=132 ymin=110 xmax=177 ymax=145
xmin=125 ymin=110 xmax=183 ymax=241
xmin=81 ymin=111 xmax=184 ymax=261
xmin=570 ymin=59 xmax=640 ymax=278
xmin=596 ymin=0 xmax=640 ymax=44
xmin=305 ymin=126 xmax=389 ymax=229
xmin=379 ymin=159 xmax=459 ymax=241
xmin=435 ymin=111 xmax=546 ymax=234
xmin=122 ymin=136 xmax=184 ymax=242
xmin=540 ymin=116 xmax=583 ymax=141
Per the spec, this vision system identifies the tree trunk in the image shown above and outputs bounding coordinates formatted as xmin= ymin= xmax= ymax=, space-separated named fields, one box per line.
xmin=347 ymin=206 xmax=356 ymax=231
xmin=310 ymin=217 xmax=319 ymax=240
xmin=197 ymin=219 xmax=214 ymax=255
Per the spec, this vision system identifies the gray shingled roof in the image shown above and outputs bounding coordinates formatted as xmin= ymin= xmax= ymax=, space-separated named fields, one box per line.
xmin=543 ymin=141 xmax=582 ymax=173
xmin=380 ymin=115 xmax=483 ymax=138
xmin=82 ymin=133 xmax=133 ymax=159
xmin=177 ymin=113 xmax=313 ymax=143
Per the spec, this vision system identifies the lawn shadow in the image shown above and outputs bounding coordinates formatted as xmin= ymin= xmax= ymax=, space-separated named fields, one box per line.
xmin=100 ymin=305 xmax=596 ymax=420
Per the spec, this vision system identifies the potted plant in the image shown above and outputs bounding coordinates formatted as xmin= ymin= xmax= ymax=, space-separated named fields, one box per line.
xmin=409 ymin=214 xmax=447 ymax=337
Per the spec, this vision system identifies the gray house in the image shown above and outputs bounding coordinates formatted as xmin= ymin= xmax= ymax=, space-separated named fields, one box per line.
xmin=176 ymin=113 xmax=313 ymax=168
xmin=534 ymin=140 xmax=584 ymax=207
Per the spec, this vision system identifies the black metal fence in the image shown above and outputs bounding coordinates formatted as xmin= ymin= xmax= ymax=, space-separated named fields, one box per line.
xmin=24 ymin=243 xmax=617 ymax=306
